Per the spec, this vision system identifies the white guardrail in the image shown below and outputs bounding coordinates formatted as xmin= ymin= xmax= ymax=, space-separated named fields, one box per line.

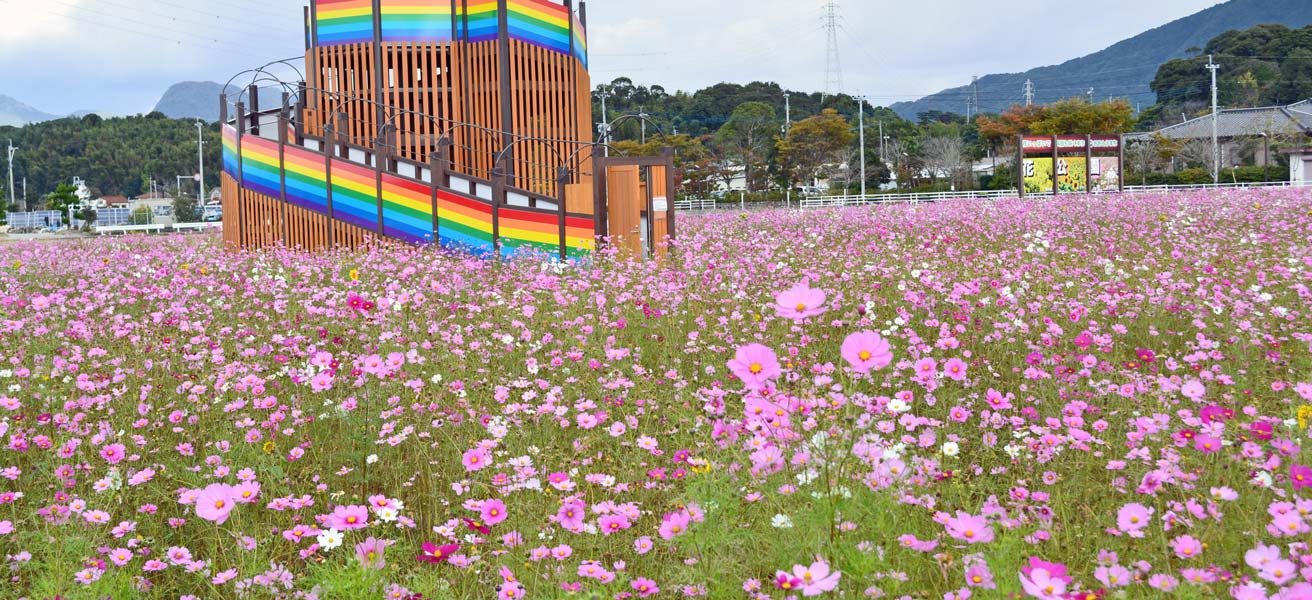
xmin=96 ymin=223 xmax=223 ymax=235
xmin=797 ymin=180 xmax=1312 ymax=209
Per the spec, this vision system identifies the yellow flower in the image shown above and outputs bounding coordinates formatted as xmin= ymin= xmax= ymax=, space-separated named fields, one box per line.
xmin=349 ymin=269 xmax=360 ymax=281
xmin=181 ymin=263 xmax=190 ymax=270
xmin=262 ymin=441 xmax=276 ymax=454
xmin=10 ymin=260 xmax=20 ymax=268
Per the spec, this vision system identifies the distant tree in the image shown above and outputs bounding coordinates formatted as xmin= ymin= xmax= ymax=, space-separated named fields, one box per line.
xmin=43 ymin=183 xmax=79 ymax=225
xmin=918 ymin=110 xmax=966 ymax=126
xmin=976 ymin=105 xmax=1049 ymax=146
xmin=1030 ymin=98 xmax=1136 ymax=135
xmin=776 ymin=109 xmax=854 ymax=188
xmin=715 ymin=102 xmax=778 ymax=192
xmin=920 ymin=136 xmax=965 ymax=185
xmin=174 ymin=192 xmax=201 ymax=223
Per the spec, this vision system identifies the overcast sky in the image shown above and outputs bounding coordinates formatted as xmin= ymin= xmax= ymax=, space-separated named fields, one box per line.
xmin=0 ymin=0 xmax=1225 ymax=116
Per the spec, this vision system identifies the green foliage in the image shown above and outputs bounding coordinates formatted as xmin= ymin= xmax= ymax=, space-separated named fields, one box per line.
xmin=0 ymin=114 xmax=220 ymax=199
xmin=1147 ymin=24 xmax=1312 ymax=126
xmin=43 ymin=183 xmax=78 ymax=225
xmin=715 ymin=101 xmax=778 ymax=192
xmin=776 ymin=109 xmax=854 ymax=185
xmin=130 ymin=205 xmax=154 ymax=225
xmin=175 ymin=192 xmax=202 ymax=223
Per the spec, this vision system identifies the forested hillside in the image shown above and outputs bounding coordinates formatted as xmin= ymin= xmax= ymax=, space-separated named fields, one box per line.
xmin=0 ymin=112 xmax=221 ymax=200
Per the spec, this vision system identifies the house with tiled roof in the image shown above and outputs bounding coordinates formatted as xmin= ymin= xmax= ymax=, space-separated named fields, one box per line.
xmin=1127 ymin=99 xmax=1312 ymax=168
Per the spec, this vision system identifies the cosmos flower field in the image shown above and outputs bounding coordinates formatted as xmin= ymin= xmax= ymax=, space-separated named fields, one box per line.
xmin=1 ymin=189 xmax=1311 ymax=600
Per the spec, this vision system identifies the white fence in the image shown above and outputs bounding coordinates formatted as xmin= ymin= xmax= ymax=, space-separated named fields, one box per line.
xmin=799 ymin=180 xmax=1312 ymax=209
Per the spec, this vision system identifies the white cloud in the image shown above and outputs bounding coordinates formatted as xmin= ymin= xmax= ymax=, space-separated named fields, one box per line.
xmin=0 ymin=0 xmax=80 ymax=49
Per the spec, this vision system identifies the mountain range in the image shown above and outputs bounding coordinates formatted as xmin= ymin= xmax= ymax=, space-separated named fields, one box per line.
xmin=890 ymin=0 xmax=1312 ymax=121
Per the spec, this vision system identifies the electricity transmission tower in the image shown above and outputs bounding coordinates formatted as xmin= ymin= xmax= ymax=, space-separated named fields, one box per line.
xmin=1024 ymin=79 xmax=1034 ymax=106
xmin=822 ymin=1 xmax=843 ymax=99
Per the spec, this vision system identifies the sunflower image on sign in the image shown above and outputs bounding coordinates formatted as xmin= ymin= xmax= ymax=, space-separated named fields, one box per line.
xmin=1023 ymin=158 xmax=1053 ymax=194
xmin=1056 ymin=158 xmax=1087 ymax=193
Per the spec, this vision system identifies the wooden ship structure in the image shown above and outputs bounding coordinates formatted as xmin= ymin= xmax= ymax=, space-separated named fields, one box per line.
xmin=220 ymin=0 xmax=674 ymax=259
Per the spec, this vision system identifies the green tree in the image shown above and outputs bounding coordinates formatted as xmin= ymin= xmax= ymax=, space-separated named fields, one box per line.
xmin=44 ymin=183 xmax=79 ymax=225
xmin=1029 ymin=98 xmax=1137 ymax=135
xmin=715 ymin=102 xmax=778 ymax=192
xmin=174 ymin=193 xmax=201 ymax=223
xmin=776 ymin=109 xmax=854 ymax=188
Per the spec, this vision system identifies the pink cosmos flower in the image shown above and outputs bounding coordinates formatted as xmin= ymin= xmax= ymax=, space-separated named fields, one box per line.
xmin=1116 ymin=503 xmax=1151 ymax=537
xmin=791 ymin=559 xmax=841 ymax=596
xmin=598 ymin=514 xmax=631 ymax=535
xmin=556 ymin=499 xmax=587 ymax=530
xmin=774 ymin=283 xmax=827 ymax=320
xmin=480 ymin=499 xmax=508 ymax=526
xmin=659 ymin=511 xmax=691 ymax=540
xmin=1194 ymin=434 xmax=1222 ymax=454
xmin=326 ymin=505 xmax=369 ymax=530
xmin=193 ymin=484 xmax=235 ymax=525
xmin=1170 ymin=534 xmax=1202 ymax=559
xmin=840 ymin=331 xmax=894 ymax=373
xmin=355 ymin=537 xmax=386 ymax=569
xmin=1291 ymin=464 xmax=1312 ymax=489
xmin=965 ymin=562 xmax=994 ymax=588
xmin=631 ymin=577 xmax=660 ymax=597
xmin=944 ymin=511 xmax=994 ymax=544
xmin=100 ymin=443 xmax=126 ymax=464
xmin=1180 ymin=380 xmax=1205 ymax=400
xmin=462 ymin=447 xmax=491 ymax=471
xmin=726 ymin=344 xmax=782 ymax=390
xmin=943 ymin=357 xmax=968 ymax=381
xmin=1019 ymin=567 xmax=1066 ymax=599
xmin=416 ymin=542 xmax=458 ymax=564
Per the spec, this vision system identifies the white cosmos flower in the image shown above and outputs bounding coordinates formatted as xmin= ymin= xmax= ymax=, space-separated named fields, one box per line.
xmin=941 ymin=442 xmax=960 ymax=457
xmin=771 ymin=514 xmax=794 ymax=529
xmin=316 ymin=529 xmax=343 ymax=550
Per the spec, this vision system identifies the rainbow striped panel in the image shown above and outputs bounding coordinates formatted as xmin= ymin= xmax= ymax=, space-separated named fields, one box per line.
xmin=497 ymin=208 xmax=594 ymax=258
xmin=222 ymin=125 xmax=239 ymax=179
xmin=381 ymin=172 xmax=436 ymax=243
xmin=436 ymin=190 xmax=495 ymax=255
xmin=330 ymin=159 xmax=381 ymax=231
xmin=463 ymin=0 xmax=499 ymax=42
xmin=316 ymin=0 xmax=375 ymax=46
xmin=284 ymin=145 xmax=329 ymax=213
xmin=380 ymin=0 xmax=453 ymax=42
xmin=571 ymin=10 xmax=587 ymax=68
xmin=240 ymin=135 xmax=283 ymax=200
xmin=505 ymin=0 xmax=570 ymax=55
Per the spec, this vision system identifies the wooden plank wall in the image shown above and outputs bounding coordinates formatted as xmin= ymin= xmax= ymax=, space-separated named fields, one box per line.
xmin=299 ymin=36 xmax=593 ymax=198
xmin=222 ymin=172 xmax=375 ymax=252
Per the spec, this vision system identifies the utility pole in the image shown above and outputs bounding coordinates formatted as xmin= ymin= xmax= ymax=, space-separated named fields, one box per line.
xmin=598 ymin=93 xmax=610 ymax=157
xmin=783 ymin=92 xmax=792 ymax=134
xmin=822 ymin=1 xmax=842 ymax=100
xmin=1206 ymin=54 xmax=1221 ymax=184
xmin=878 ymin=120 xmax=885 ymax=165
xmin=6 ymin=140 xmax=17 ymax=212
xmin=1024 ymin=79 xmax=1034 ymax=106
xmin=856 ymin=94 xmax=867 ymax=198
xmin=639 ymin=106 xmax=647 ymax=144
xmin=196 ymin=121 xmax=206 ymax=205
xmin=1086 ymin=88 xmax=1094 ymax=103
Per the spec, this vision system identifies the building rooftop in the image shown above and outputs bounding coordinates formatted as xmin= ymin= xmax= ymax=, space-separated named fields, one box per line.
xmin=1129 ymin=99 xmax=1312 ymax=141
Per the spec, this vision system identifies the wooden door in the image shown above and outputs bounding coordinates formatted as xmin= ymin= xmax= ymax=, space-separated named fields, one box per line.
xmin=606 ymin=164 xmax=643 ymax=259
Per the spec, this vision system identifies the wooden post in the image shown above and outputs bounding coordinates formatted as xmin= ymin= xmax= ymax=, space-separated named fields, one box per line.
xmin=664 ymin=148 xmax=677 ymax=253
xmin=375 ymin=125 xmax=388 ymax=237
xmin=249 ymin=85 xmax=260 ymax=137
xmin=556 ymin=166 xmax=568 ymax=260
xmin=324 ymin=115 xmax=338 ymax=249
xmin=1051 ymin=135 xmax=1059 ymax=197
xmin=235 ymin=102 xmax=247 ymax=248
xmin=644 ymin=165 xmax=655 ymax=260
xmin=1016 ymin=135 xmax=1025 ymax=199
xmin=1084 ymin=134 xmax=1093 ymax=194
xmin=497 ymin=0 xmax=515 ymax=183
xmin=279 ymin=93 xmax=291 ymax=245
xmin=1118 ymin=134 xmax=1125 ymax=193
xmin=492 ymin=156 xmax=506 ymax=256
xmin=430 ymin=141 xmax=449 ymax=246
xmin=593 ymin=153 xmax=608 ymax=246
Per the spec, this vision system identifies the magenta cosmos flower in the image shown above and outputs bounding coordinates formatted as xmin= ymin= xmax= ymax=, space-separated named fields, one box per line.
xmin=480 ymin=499 xmax=508 ymax=526
xmin=727 ymin=344 xmax=782 ymax=390
xmin=416 ymin=542 xmax=459 ymax=564
xmin=840 ymin=331 xmax=893 ymax=373
xmin=774 ymin=283 xmax=828 ymax=320
xmin=193 ymin=484 xmax=236 ymax=525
